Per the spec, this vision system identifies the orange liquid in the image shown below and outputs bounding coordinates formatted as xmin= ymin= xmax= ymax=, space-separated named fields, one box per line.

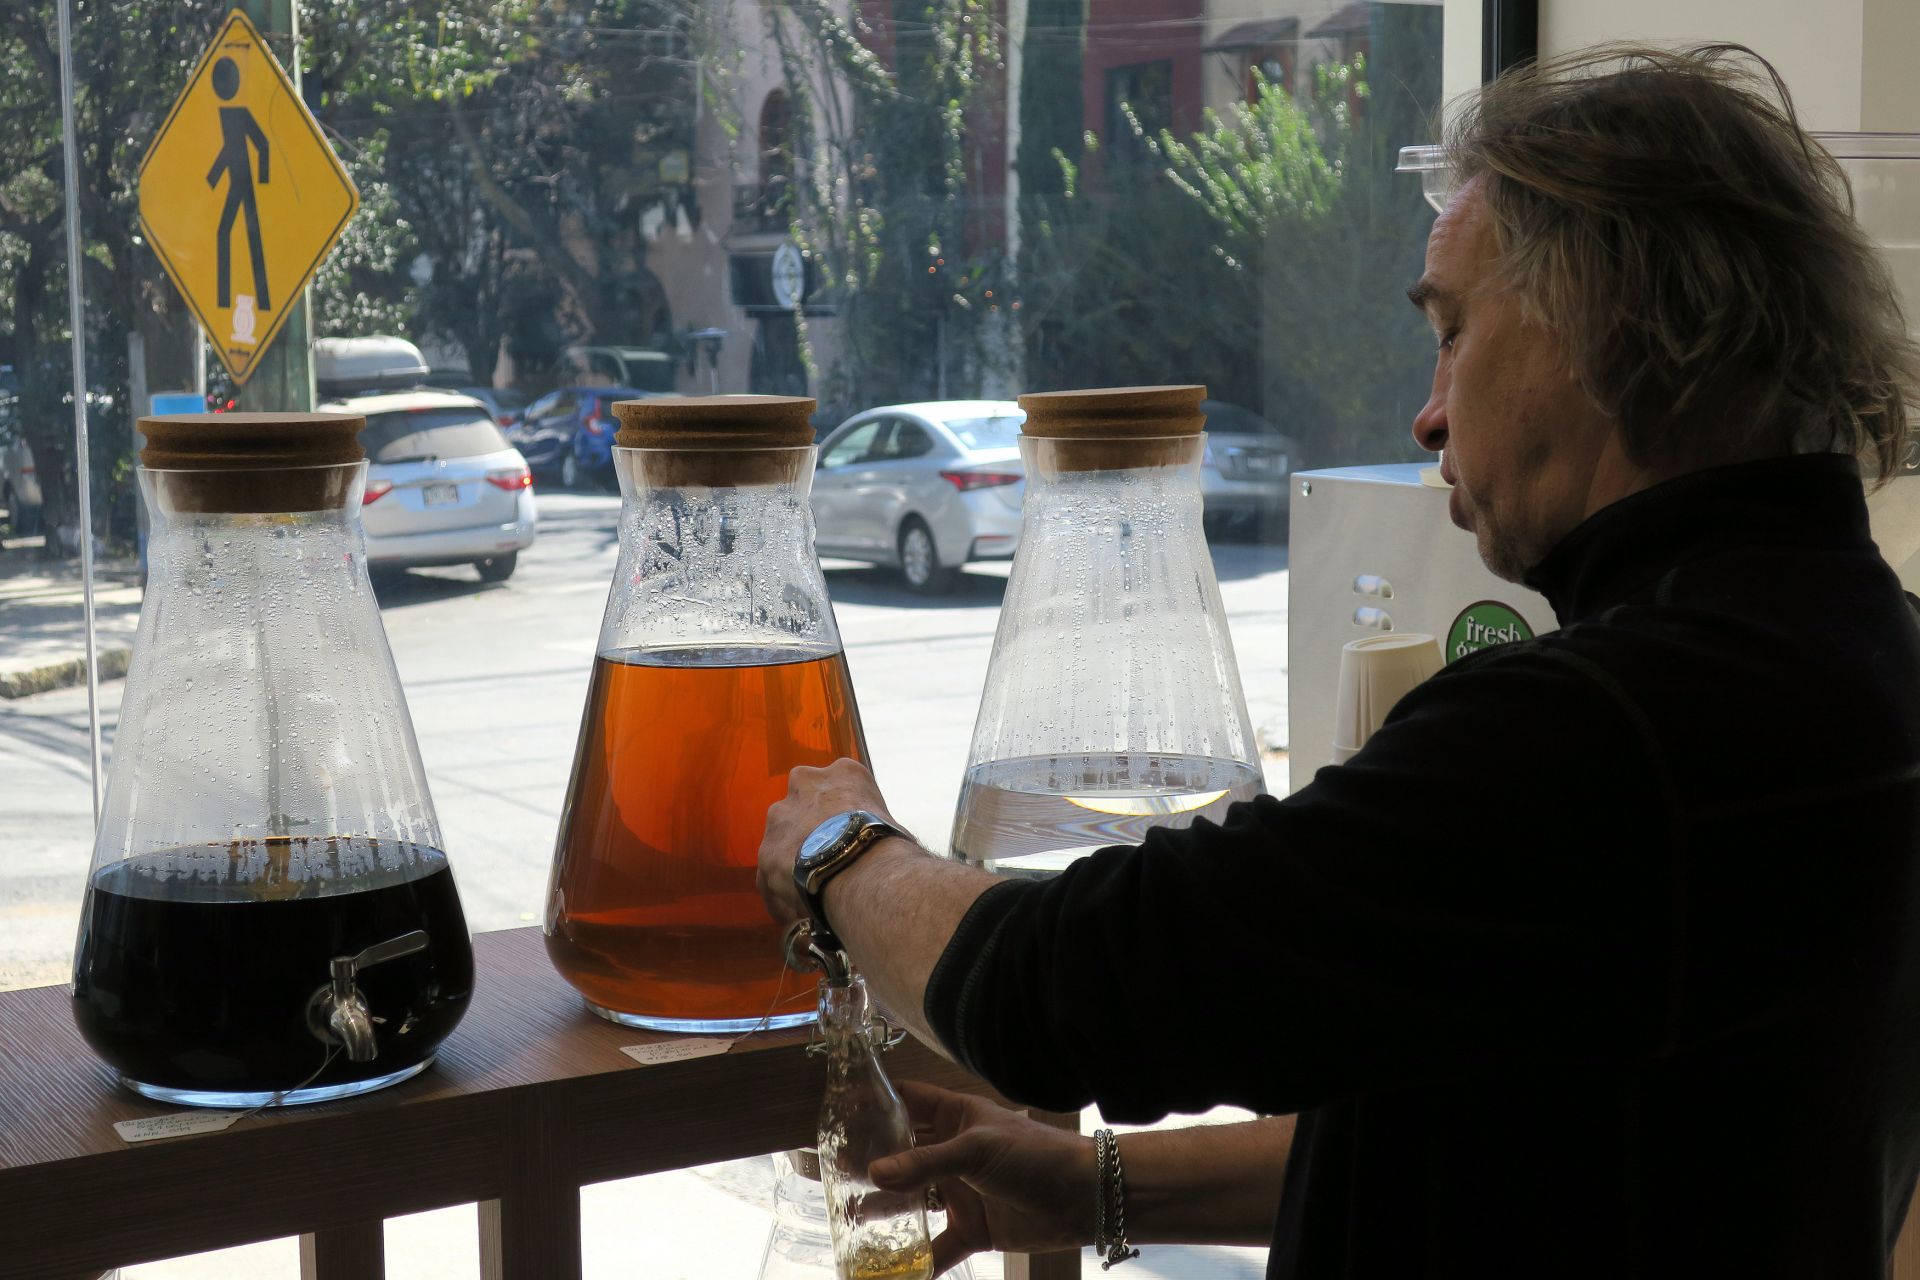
xmin=545 ymin=648 xmax=868 ymax=1029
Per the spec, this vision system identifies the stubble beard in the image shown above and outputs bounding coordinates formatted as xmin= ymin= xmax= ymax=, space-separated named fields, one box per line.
xmin=1462 ymin=494 xmax=1537 ymax=584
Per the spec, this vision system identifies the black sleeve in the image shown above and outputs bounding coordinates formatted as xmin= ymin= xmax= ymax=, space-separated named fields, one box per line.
xmin=922 ymin=640 xmax=1680 ymax=1123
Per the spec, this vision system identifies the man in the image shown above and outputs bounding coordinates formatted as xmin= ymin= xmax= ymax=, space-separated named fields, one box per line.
xmin=760 ymin=45 xmax=1920 ymax=1277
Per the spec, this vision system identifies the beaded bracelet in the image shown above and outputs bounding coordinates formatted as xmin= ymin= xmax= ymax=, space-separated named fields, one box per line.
xmin=1093 ymin=1128 xmax=1141 ymax=1269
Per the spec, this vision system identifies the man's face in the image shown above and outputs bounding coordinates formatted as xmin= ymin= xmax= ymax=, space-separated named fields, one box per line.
xmin=1408 ymin=180 xmax=1613 ymax=582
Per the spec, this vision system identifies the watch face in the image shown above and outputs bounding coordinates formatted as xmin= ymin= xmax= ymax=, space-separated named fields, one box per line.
xmin=800 ymin=813 xmax=859 ymax=868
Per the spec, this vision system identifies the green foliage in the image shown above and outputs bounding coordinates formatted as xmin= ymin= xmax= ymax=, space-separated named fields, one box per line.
xmin=0 ymin=2 xmax=226 ymax=551
xmin=312 ymin=140 xmax=415 ymax=338
xmin=1148 ymin=66 xmax=1347 ymax=246
xmin=306 ymin=0 xmax=705 ymax=383
xmin=1021 ymin=7 xmax=1444 ymax=469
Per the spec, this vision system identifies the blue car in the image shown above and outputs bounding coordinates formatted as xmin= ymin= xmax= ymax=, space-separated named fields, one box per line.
xmin=508 ymin=386 xmax=649 ymax=490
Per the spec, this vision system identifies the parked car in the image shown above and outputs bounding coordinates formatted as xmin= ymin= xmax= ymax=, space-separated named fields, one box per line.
xmin=561 ymin=345 xmax=676 ymax=393
xmin=314 ymin=335 xmax=432 ymax=398
xmin=508 ymin=386 xmax=649 ymax=490
xmin=2 ymin=434 xmax=41 ymax=537
xmin=318 ymin=389 xmax=537 ymax=582
xmin=811 ymin=400 xmax=1026 ymax=593
xmin=1199 ymin=398 xmax=1299 ymax=537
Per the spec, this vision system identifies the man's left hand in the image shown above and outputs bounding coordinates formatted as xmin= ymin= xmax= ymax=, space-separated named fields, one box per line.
xmin=757 ymin=757 xmax=899 ymax=928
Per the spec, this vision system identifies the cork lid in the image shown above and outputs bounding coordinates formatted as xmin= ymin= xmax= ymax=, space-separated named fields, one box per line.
xmin=138 ymin=413 xmax=367 ymax=513
xmin=613 ymin=395 xmax=817 ymax=485
xmin=1017 ymin=385 xmax=1207 ymax=470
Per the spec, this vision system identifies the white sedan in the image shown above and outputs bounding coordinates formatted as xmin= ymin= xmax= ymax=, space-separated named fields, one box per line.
xmin=811 ymin=401 xmax=1025 ymax=593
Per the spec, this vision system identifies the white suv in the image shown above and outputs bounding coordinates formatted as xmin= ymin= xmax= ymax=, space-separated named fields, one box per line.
xmin=322 ymin=390 xmax=538 ymax=582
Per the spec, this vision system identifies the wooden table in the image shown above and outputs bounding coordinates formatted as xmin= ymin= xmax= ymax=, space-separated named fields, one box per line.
xmin=0 ymin=927 xmax=1082 ymax=1280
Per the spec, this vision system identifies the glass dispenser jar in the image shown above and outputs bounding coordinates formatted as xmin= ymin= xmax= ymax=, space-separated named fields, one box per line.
xmin=951 ymin=386 xmax=1264 ymax=876
xmin=71 ymin=414 xmax=475 ymax=1108
xmin=545 ymin=396 xmax=868 ymax=1032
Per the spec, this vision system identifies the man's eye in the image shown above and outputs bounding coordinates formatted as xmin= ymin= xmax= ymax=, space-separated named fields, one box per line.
xmin=1436 ymin=329 xmax=1458 ymax=353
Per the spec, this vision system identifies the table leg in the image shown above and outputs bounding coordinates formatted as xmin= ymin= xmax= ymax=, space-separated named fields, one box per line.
xmin=1005 ymin=1108 xmax=1084 ymax=1280
xmin=478 ymin=1092 xmax=582 ymax=1280
xmin=298 ymin=1222 xmax=385 ymax=1280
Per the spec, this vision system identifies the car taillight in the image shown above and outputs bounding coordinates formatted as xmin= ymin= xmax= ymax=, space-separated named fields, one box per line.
xmin=487 ymin=468 xmax=533 ymax=491
xmin=940 ymin=470 xmax=1021 ymax=492
xmin=362 ymin=479 xmax=394 ymax=504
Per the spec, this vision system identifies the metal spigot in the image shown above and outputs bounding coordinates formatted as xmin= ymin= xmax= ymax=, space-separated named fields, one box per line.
xmin=784 ymin=918 xmax=852 ymax=986
xmin=783 ymin=920 xmax=905 ymax=1056
xmin=307 ymin=930 xmax=430 ymax=1062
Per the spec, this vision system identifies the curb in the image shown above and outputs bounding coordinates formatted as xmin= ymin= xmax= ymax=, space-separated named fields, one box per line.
xmin=0 ymin=647 xmax=133 ymax=700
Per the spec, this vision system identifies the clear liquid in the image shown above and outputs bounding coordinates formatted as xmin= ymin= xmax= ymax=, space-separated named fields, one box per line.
xmin=950 ymin=753 xmax=1264 ymax=877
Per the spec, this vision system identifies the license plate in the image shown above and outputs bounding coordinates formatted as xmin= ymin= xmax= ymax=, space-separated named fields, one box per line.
xmin=422 ymin=483 xmax=459 ymax=507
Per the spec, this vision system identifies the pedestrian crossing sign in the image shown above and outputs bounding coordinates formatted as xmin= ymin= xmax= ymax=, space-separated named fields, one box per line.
xmin=136 ymin=10 xmax=359 ymax=385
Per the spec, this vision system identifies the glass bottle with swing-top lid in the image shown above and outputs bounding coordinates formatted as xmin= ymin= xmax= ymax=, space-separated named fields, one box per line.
xmin=951 ymin=386 xmax=1265 ymax=876
xmin=70 ymin=414 xmax=475 ymax=1108
xmin=544 ymin=396 xmax=868 ymax=1033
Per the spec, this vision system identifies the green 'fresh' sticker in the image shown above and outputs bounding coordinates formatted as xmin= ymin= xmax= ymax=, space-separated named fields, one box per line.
xmin=1446 ymin=600 xmax=1534 ymax=661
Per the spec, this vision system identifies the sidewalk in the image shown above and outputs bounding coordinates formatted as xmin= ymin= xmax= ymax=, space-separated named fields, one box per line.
xmin=0 ymin=533 xmax=144 ymax=699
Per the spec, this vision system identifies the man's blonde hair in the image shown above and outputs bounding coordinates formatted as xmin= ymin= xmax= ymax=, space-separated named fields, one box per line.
xmin=1446 ymin=44 xmax=1920 ymax=483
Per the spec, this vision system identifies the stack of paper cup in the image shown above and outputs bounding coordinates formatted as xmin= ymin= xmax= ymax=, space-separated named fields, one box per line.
xmin=1331 ymin=633 xmax=1444 ymax=764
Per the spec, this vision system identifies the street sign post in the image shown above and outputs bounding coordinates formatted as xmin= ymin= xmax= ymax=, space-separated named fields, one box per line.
xmin=135 ymin=9 xmax=358 ymax=387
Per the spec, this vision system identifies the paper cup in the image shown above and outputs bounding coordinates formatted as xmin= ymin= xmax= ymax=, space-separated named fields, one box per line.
xmin=1332 ymin=633 xmax=1444 ymax=762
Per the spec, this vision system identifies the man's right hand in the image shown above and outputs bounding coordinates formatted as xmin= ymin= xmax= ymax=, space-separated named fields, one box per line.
xmin=870 ymin=1081 xmax=1095 ymax=1276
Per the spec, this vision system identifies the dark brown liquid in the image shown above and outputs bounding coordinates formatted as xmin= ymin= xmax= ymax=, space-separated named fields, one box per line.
xmin=71 ymin=839 xmax=472 ymax=1098
xmin=545 ymin=647 xmax=867 ymax=1027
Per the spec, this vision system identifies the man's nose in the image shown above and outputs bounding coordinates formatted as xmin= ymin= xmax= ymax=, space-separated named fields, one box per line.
xmin=1411 ymin=388 xmax=1447 ymax=455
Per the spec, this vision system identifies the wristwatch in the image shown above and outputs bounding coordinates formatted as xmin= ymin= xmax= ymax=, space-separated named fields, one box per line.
xmin=794 ymin=810 xmax=906 ymax=939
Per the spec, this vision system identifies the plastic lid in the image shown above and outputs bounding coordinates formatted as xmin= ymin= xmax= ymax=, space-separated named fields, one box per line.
xmin=1810 ymin=132 xmax=1920 ymax=162
xmin=138 ymin=413 xmax=367 ymax=513
xmin=1395 ymin=144 xmax=1447 ymax=173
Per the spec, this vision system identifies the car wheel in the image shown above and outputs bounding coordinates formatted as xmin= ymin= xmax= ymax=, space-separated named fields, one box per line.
xmin=899 ymin=518 xmax=956 ymax=594
xmin=561 ymin=451 xmax=580 ymax=490
xmin=475 ymin=551 xmax=518 ymax=583
xmin=597 ymin=465 xmax=620 ymax=494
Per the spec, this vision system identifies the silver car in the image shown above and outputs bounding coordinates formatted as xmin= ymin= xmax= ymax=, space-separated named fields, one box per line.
xmin=811 ymin=401 xmax=1026 ymax=593
xmin=320 ymin=390 xmax=538 ymax=582
xmin=1199 ymin=399 xmax=1298 ymax=537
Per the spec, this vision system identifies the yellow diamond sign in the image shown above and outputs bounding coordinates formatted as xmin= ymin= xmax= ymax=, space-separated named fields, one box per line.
xmin=137 ymin=10 xmax=358 ymax=385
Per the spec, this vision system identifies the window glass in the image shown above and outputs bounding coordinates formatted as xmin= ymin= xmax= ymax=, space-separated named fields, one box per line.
xmin=528 ymin=393 xmax=574 ymax=426
xmin=360 ymin=410 xmax=511 ymax=463
xmin=881 ymin=422 xmax=936 ymax=461
xmin=944 ymin=416 xmax=1025 ymax=451
xmin=820 ymin=421 xmax=882 ymax=469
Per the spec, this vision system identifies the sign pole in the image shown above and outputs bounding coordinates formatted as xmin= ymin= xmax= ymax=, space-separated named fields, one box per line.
xmin=55 ymin=0 xmax=103 ymax=825
xmin=237 ymin=0 xmax=314 ymax=413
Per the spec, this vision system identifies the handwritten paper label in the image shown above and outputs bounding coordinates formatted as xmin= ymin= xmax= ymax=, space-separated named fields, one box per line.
xmin=621 ymin=1038 xmax=735 ymax=1066
xmin=114 ymin=1111 xmax=243 ymax=1144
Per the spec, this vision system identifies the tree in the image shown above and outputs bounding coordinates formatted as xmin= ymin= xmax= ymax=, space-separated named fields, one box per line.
xmin=764 ymin=0 xmax=1009 ymax=418
xmin=0 ymin=2 xmax=225 ymax=555
xmin=305 ymin=0 xmax=705 ymax=384
xmin=1018 ymin=2 xmax=1444 ymax=469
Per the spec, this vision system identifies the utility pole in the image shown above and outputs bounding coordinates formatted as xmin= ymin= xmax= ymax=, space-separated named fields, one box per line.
xmin=235 ymin=0 xmax=315 ymax=413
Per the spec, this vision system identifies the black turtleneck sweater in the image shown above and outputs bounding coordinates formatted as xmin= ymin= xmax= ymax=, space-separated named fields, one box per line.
xmin=923 ymin=454 xmax=1920 ymax=1277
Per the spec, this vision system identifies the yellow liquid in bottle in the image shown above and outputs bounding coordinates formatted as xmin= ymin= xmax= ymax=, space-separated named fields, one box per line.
xmin=846 ymin=1238 xmax=934 ymax=1280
